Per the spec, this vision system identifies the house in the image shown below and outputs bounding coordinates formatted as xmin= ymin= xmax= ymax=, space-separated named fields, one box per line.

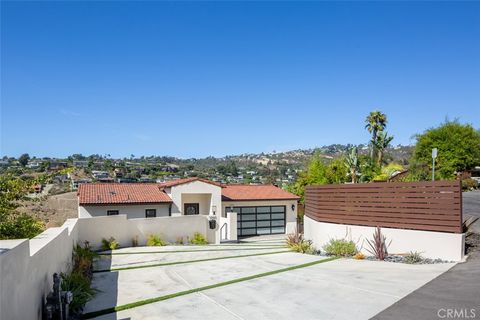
xmin=26 ymin=160 xmax=42 ymax=169
xmin=73 ymin=160 xmax=89 ymax=168
xmin=78 ymin=177 xmax=300 ymax=236
xmin=49 ymin=161 xmax=68 ymax=170
xmin=71 ymin=178 xmax=92 ymax=191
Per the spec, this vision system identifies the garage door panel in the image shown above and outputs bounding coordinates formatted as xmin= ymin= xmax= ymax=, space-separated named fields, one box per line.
xmin=236 ymin=206 xmax=286 ymax=236
xmin=257 ymin=221 xmax=271 ymax=227
xmin=271 ymin=220 xmax=284 ymax=227
xmin=256 ymin=213 xmax=271 ymax=220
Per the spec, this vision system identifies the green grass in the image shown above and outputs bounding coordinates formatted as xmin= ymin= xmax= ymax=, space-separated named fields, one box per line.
xmin=94 ymin=250 xmax=291 ymax=273
xmin=82 ymin=256 xmax=338 ymax=319
xmin=98 ymin=246 xmax=285 ymax=255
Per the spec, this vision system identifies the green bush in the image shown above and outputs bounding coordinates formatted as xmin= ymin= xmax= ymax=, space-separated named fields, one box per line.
xmin=190 ymin=232 xmax=208 ymax=245
xmin=0 ymin=213 xmax=44 ymax=239
xmin=404 ymin=251 xmax=423 ymax=264
xmin=323 ymin=239 xmax=358 ymax=257
xmin=101 ymin=237 xmax=118 ymax=251
xmin=60 ymin=271 xmax=97 ymax=314
xmin=73 ymin=242 xmax=98 ymax=277
xmin=290 ymin=239 xmax=316 ymax=254
xmin=462 ymin=178 xmax=479 ymax=191
xmin=147 ymin=234 xmax=167 ymax=246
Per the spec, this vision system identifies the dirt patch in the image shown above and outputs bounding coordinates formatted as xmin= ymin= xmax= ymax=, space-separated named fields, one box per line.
xmin=19 ymin=192 xmax=78 ymax=228
xmin=465 ymin=233 xmax=480 ymax=255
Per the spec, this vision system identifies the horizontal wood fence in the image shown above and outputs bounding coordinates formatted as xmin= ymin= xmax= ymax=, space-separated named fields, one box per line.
xmin=305 ymin=181 xmax=462 ymax=233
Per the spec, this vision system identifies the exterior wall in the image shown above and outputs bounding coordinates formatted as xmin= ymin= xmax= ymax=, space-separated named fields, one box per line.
xmin=169 ymin=181 xmax=222 ymax=218
xmin=77 ymin=214 xmax=212 ymax=248
xmin=304 ymin=216 xmax=465 ymax=261
xmin=0 ymin=215 xmax=216 ymax=320
xmin=79 ymin=203 xmax=170 ymax=219
xmin=0 ymin=219 xmax=78 ymax=320
xmin=181 ymin=193 xmax=211 ymax=215
xmin=219 ymin=211 xmax=238 ymax=241
xmin=222 ymin=199 xmax=298 ymax=234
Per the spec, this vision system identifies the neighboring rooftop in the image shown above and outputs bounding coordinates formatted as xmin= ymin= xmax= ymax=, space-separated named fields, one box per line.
xmin=158 ymin=177 xmax=224 ymax=188
xmin=78 ymin=183 xmax=172 ymax=205
xmin=222 ymin=184 xmax=300 ymax=201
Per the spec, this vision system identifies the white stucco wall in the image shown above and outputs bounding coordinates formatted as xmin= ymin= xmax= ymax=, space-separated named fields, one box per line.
xmin=0 ymin=215 xmax=216 ymax=320
xmin=78 ymin=203 xmax=170 ymax=219
xmin=304 ymin=216 xmax=465 ymax=261
xmin=222 ymin=200 xmax=298 ymax=235
xmin=0 ymin=219 xmax=78 ymax=320
xmin=77 ymin=214 xmax=212 ymax=248
xmin=169 ymin=181 xmax=222 ymax=217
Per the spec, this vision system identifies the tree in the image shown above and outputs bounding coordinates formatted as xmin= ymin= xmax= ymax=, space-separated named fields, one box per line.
xmin=285 ymin=152 xmax=328 ymax=202
xmin=344 ymin=147 xmax=360 ymax=183
xmin=326 ymin=158 xmax=348 ymax=184
xmin=373 ymin=131 xmax=394 ymax=165
xmin=365 ymin=110 xmax=388 ymax=141
xmin=18 ymin=153 xmax=30 ymax=167
xmin=0 ymin=175 xmax=44 ymax=239
xmin=410 ymin=120 xmax=480 ymax=180
xmin=365 ymin=110 xmax=388 ymax=159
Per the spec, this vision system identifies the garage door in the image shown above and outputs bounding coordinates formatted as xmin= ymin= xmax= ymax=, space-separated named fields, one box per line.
xmin=234 ymin=206 xmax=286 ymax=237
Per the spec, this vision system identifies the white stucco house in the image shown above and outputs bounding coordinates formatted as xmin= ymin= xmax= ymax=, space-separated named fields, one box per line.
xmin=78 ymin=177 xmax=300 ymax=237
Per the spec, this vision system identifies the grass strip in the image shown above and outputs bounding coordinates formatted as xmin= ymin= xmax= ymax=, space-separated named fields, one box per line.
xmin=99 ymin=246 xmax=285 ymax=256
xmin=94 ymin=250 xmax=290 ymax=273
xmin=82 ymin=256 xmax=339 ymax=319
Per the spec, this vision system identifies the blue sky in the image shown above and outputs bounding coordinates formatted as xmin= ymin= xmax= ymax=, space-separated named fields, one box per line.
xmin=1 ymin=1 xmax=479 ymax=158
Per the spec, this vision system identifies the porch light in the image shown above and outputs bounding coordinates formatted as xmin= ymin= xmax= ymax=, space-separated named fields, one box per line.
xmin=291 ymin=204 xmax=295 ymax=211
xmin=212 ymin=205 xmax=217 ymax=214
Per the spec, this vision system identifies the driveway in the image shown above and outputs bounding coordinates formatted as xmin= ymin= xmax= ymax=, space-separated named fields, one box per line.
xmin=84 ymin=237 xmax=455 ymax=320
xmin=463 ymin=191 xmax=480 ymax=233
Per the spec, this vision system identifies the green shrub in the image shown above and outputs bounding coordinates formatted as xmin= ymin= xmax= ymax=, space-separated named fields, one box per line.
xmin=290 ymin=239 xmax=316 ymax=254
xmin=462 ymin=178 xmax=479 ymax=191
xmin=404 ymin=251 xmax=423 ymax=264
xmin=286 ymin=230 xmax=316 ymax=254
xmin=190 ymin=232 xmax=208 ymax=245
xmin=73 ymin=242 xmax=98 ymax=277
xmin=147 ymin=234 xmax=167 ymax=246
xmin=101 ymin=237 xmax=118 ymax=251
xmin=323 ymin=239 xmax=358 ymax=257
xmin=60 ymin=271 xmax=97 ymax=314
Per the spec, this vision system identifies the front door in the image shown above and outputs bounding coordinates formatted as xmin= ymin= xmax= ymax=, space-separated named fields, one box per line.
xmin=184 ymin=203 xmax=200 ymax=215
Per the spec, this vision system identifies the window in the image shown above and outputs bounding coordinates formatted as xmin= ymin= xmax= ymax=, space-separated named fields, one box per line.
xmin=145 ymin=209 xmax=157 ymax=218
xmin=107 ymin=210 xmax=119 ymax=216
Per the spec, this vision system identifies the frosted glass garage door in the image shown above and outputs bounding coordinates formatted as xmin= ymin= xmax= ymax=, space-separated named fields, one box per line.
xmin=234 ymin=206 xmax=286 ymax=237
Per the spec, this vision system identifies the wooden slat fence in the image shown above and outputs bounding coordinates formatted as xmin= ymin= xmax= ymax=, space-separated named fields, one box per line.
xmin=305 ymin=181 xmax=462 ymax=233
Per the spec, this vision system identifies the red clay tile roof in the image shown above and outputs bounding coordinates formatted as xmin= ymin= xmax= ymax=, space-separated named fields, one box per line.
xmin=222 ymin=185 xmax=300 ymax=201
xmin=78 ymin=183 xmax=172 ymax=205
xmin=158 ymin=177 xmax=224 ymax=188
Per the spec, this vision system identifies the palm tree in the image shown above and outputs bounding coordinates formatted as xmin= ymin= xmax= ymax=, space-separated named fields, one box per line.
xmin=344 ymin=147 xmax=359 ymax=183
xmin=365 ymin=110 xmax=388 ymax=159
xmin=373 ymin=131 xmax=394 ymax=165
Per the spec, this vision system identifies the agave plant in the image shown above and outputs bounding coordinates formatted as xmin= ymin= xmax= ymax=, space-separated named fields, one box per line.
xmin=345 ymin=147 xmax=359 ymax=183
xmin=365 ymin=227 xmax=391 ymax=260
xmin=286 ymin=228 xmax=303 ymax=247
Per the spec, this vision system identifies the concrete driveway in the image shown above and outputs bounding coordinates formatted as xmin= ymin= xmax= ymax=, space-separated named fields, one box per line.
xmin=464 ymin=191 xmax=480 ymax=233
xmin=84 ymin=238 xmax=455 ymax=320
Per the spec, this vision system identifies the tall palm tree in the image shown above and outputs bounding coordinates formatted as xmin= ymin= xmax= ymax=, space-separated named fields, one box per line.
xmin=365 ymin=110 xmax=388 ymax=159
xmin=365 ymin=110 xmax=388 ymax=140
xmin=344 ymin=147 xmax=359 ymax=183
xmin=373 ymin=131 xmax=394 ymax=165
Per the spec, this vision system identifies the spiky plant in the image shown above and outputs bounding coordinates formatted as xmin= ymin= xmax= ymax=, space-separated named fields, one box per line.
xmin=365 ymin=227 xmax=391 ymax=260
xmin=345 ymin=147 xmax=360 ymax=183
